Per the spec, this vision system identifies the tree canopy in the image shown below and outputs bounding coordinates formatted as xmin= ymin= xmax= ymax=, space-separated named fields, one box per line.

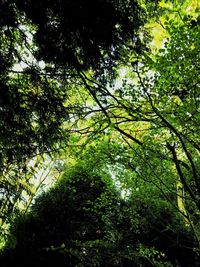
xmin=0 ymin=0 xmax=147 ymax=165
xmin=1 ymin=152 xmax=198 ymax=266
xmin=0 ymin=0 xmax=200 ymax=266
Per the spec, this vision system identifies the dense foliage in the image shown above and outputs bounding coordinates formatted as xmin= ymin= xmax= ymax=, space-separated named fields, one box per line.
xmin=1 ymin=160 xmax=198 ymax=266
xmin=14 ymin=0 xmax=145 ymax=70
xmin=0 ymin=0 xmax=200 ymax=266
xmin=0 ymin=0 xmax=148 ymax=226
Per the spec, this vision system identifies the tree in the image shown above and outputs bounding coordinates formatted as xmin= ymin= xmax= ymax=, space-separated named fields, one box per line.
xmin=0 ymin=154 xmax=63 ymax=247
xmin=1 ymin=0 xmax=200 ymax=262
xmin=0 ymin=0 xmax=148 ymax=237
xmin=1 ymin=141 xmax=198 ymax=266
xmin=0 ymin=0 xmax=146 ymax=165
xmin=65 ymin=0 xmax=200 ymax=242
xmin=1 ymin=163 xmax=123 ymax=266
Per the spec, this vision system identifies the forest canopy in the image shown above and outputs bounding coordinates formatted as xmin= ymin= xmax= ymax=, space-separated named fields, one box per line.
xmin=0 ymin=0 xmax=200 ymax=266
